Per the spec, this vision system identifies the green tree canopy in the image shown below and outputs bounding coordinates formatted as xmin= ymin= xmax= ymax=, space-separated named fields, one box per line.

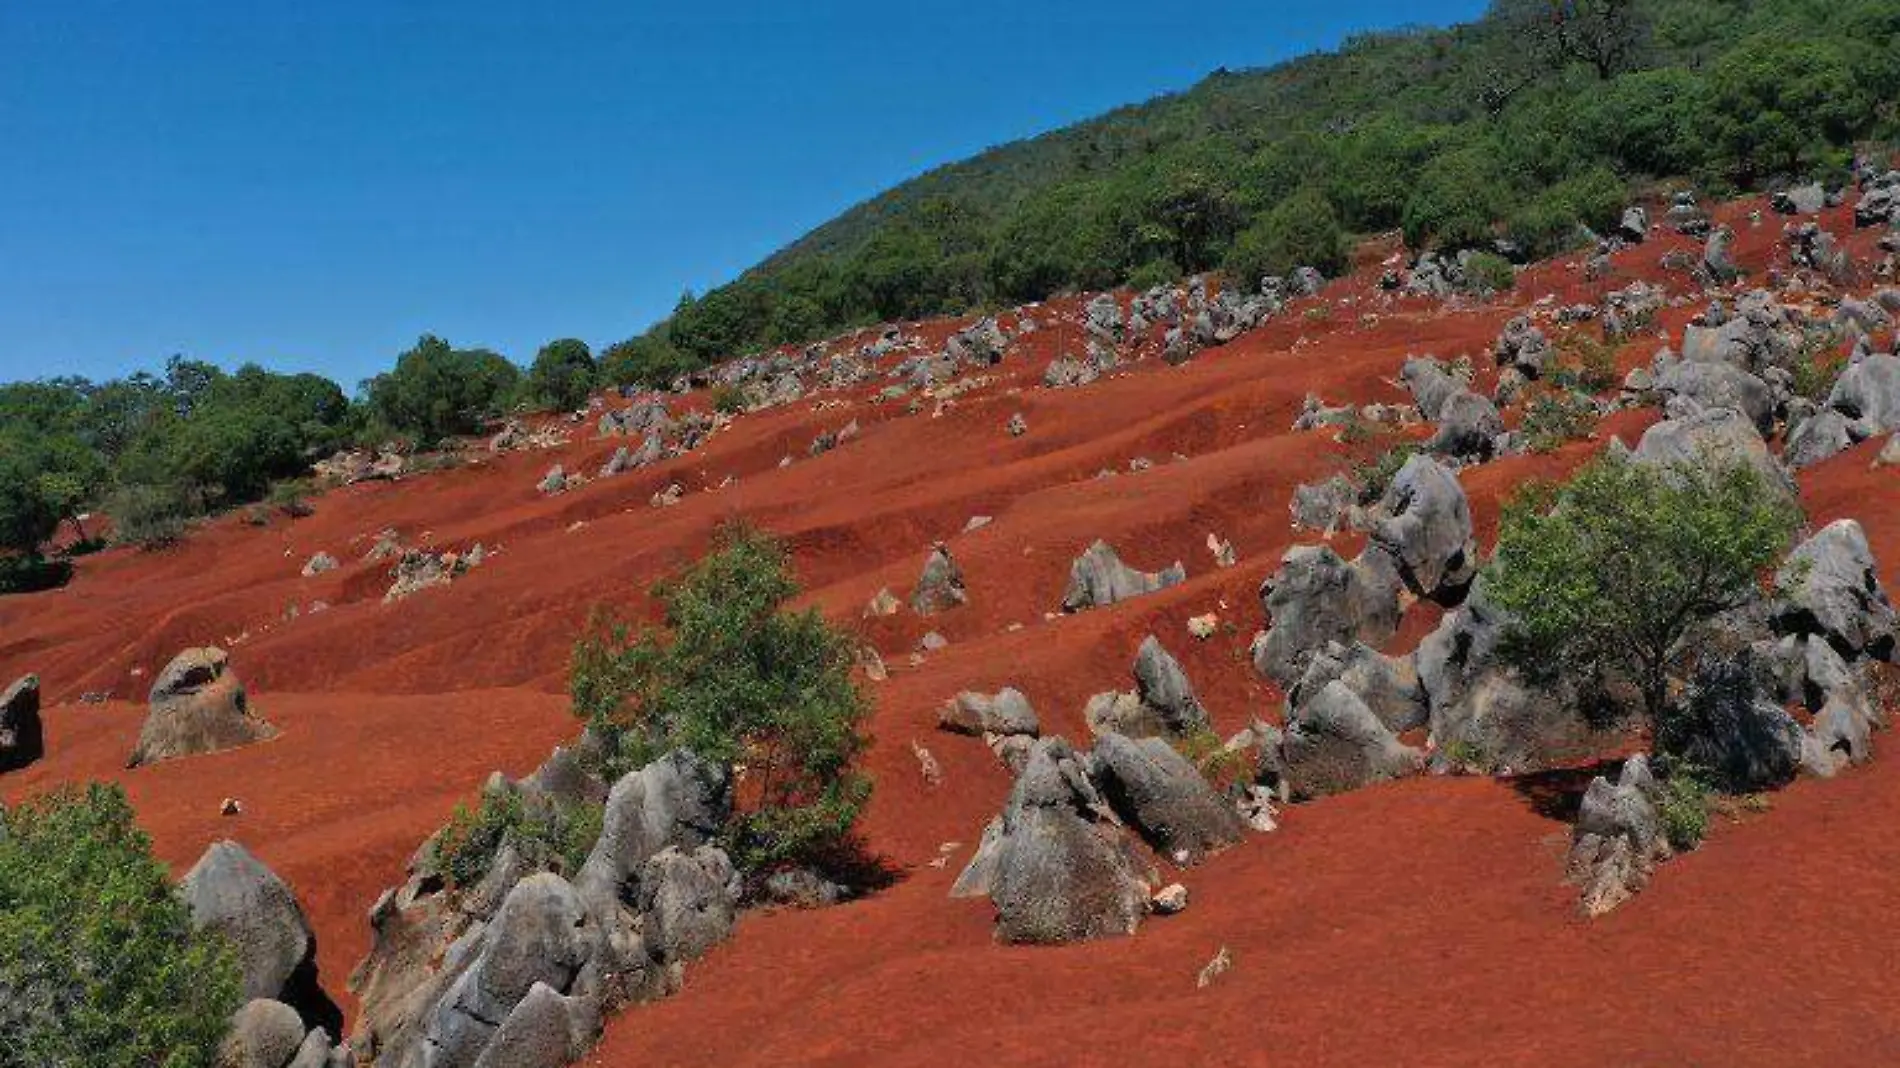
xmin=525 ymin=338 xmax=598 ymax=412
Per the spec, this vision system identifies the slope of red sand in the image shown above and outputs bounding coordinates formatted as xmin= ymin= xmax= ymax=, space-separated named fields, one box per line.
xmin=4 ymin=196 xmax=1898 ymax=1067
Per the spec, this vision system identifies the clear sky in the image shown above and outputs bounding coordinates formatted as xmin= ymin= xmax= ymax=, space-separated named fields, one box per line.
xmin=0 ymin=0 xmax=1487 ymax=389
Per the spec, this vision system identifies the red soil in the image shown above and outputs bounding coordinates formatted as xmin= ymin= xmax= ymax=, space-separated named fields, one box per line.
xmin=5 ymin=195 xmax=1898 ymax=1066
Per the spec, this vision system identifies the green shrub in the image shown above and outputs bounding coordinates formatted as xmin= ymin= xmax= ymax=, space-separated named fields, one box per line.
xmin=1125 ymin=258 xmax=1181 ymax=292
xmin=106 ymin=482 xmax=191 ymax=549
xmin=1223 ymin=188 xmax=1348 ymax=290
xmin=1520 ymin=391 xmax=1597 ymax=452
xmin=1657 ymin=768 xmax=1712 ymax=851
xmin=1551 ymin=332 xmax=1622 ymax=394
xmin=1790 ymin=328 xmax=1848 ymax=402
xmin=432 ymin=789 xmax=603 ymax=890
xmin=0 ymin=784 xmax=242 ymax=1068
xmin=1461 ymin=252 xmax=1516 ymax=294
xmin=569 ymin=522 xmax=872 ymax=870
xmin=267 ymin=478 xmax=315 ymax=518
xmin=709 ymin=383 xmax=745 ymax=415
xmin=599 ymin=334 xmax=697 ymax=391
xmin=525 ymin=338 xmax=598 ymax=413
xmin=1485 ymin=453 xmax=1802 ymax=723
xmin=363 ymin=335 xmax=521 ymax=448
xmin=1351 ymin=443 xmax=1417 ymax=505
xmin=1403 ymin=144 xmax=1506 ymax=250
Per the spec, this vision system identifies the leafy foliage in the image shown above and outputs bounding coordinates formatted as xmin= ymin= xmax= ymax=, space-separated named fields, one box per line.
xmin=0 ymin=784 xmax=242 ymax=1068
xmin=364 ymin=335 xmax=520 ymax=448
xmin=1520 ymin=390 xmax=1598 ymax=452
xmin=523 ymin=338 xmax=598 ymax=413
xmin=569 ymin=523 xmax=872 ymax=870
xmin=1223 ymin=188 xmax=1348 ymax=290
xmin=1484 ymin=452 xmax=1802 ymax=722
xmin=432 ymin=789 xmax=603 ymax=890
xmin=1656 ymin=766 xmax=1712 ymax=850
xmin=600 ymin=1 xmax=1892 ymax=368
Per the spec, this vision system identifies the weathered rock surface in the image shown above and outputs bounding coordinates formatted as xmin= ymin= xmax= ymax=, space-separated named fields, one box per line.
xmin=1775 ymin=519 xmax=1897 ymax=660
xmin=1089 ymin=732 xmax=1245 ymax=864
xmin=1567 ymin=755 xmax=1670 ymax=917
xmin=1253 ymin=546 xmax=1400 ymax=687
xmin=1060 ymin=540 xmax=1186 ymax=611
xmin=1274 ymin=681 xmax=1423 ymax=799
xmin=183 ymin=840 xmax=340 ymax=1034
xmin=0 ymin=674 xmax=42 ymax=772
xmin=939 ymin=688 xmax=1040 ymax=737
xmin=909 ymin=543 xmax=968 ymax=614
xmin=1366 ymin=453 xmax=1477 ymax=600
xmin=130 ymin=647 xmax=276 ymax=767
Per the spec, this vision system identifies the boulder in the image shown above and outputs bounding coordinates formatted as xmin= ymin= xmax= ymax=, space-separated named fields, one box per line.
xmin=1426 ymin=390 xmax=1504 ymax=460
xmin=1655 ymin=361 xmax=1775 ymax=435
xmin=1130 ymin=636 xmax=1209 ymax=735
xmin=1663 ymin=651 xmax=1803 ymax=792
xmin=0 ymin=674 xmax=42 ymax=772
xmin=1702 ymin=225 xmax=1740 ymax=283
xmin=573 ymin=750 xmax=731 ymax=920
xmin=635 ymin=845 xmax=741 ymax=965
xmin=1427 ymin=668 xmax=1599 ymax=774
xmin=1276 ymin=681 xmax=1423 ymax=798
xmin=1494 ymin=315 xmax=1552 ymax=377
xmin=1290 ymin=475 xmax=1357 ymax=534
xmin=219 ymin=998 xmax=308 ymax=1068
xmin=1399 ymin=356 xmax=1464 ymax=420
xmin=1617 ymin=206 xmax=1649 ymax=244
xmin=1089 ymin=732 xmax=1245 ymax=863
xmin=301 ymin=552 xmax=338 ymax=578
xmin=469 ymin=981 xmax=595 ymax=1068
xmin=1290 ymin=641 xmax=1425 ymax=734
xmin=1775 ymin=519 xmax=1898 ymax=660
xmin=1784 ymin=409 xmax=1855 ymax=470
xmin=1827 ymin=354 xmax=1900 ymax=439
xmin=1630 ymin=406 xmax=1797 ymax=503
xmin=1060 ymin=540 xmax=1186 ymax=611
xmin=1366 ymin=453 xmax=1478 ymax=600
xmin=1566 ymin=755 xmax=1669 ymax=917
xmin=909 ymin=543 xmax=968 ymax=614
xmin=1252 ymin=545 xmax=1400 ymax=687
xmin=1772 ymin=183 xmax=1827 ymax=216
xmin=952 ymin=738 xmax=1154 ymax=944
xmin=183 ymin=841 xmax=340 ymax=1035
xmin=939 ymin=688 xmax=1040 ymax=737
xmin=130 ymin=647 xmax=276 ymax=767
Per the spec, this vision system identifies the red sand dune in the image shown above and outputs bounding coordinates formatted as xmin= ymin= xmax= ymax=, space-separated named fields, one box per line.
xmin=5 ymin=197 xmax=1898 ymax=1066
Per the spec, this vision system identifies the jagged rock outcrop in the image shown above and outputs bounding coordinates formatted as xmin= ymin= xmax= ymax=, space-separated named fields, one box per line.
xmin=1085 ymin=636 xmax=1211 ymax=738
xmin=939 ymin=688 xmax=1040 ymax=737
xmin=1774 ymin=519 xmax=1898 ymax=660
xmin=1493 ymin=315 xmax=1551 ymax=378
xmin=0 ymin=674 xmax=43 ymax=772
xmin=1252 ymin=545 xmax=1400 ymax=687
xmin=352 ymin=749 xmax=736 ymax=1068
xmin=1366 ymin=453 xmax=1478 ymax=601
xmin=1629 ymin=406 xmax=1797 ymax=502
xmin=1426 ymin=390 xmax=1505 ymax=460
xmin=1399 ymin=356 xmax=1465 ymax=420
xmin=129 ymin=647 xmax=276 ymax=767
xmin=1654 ymin=360 xmax=1775 ymax=435
xmin=1060 ymin=540 xmax=1186 ymax=611
xmin=1663 ymin=651 xmax=1803 ymax=793
xmin=1827 ymin=353 xmax=1900 ymax=440
xmin=1290 ymin=641 xmax=1425 ymax=734
xmin=1289 ymin=475 xmax=1357 ymax=534
xmin=1089 ymin=732 xmax=1245 ymax=864
xmin=952 ymin=738 xmax=1155 ymax=944
xmin=1567 ymin=755 xmax=1670 ymax=917
xmin=1271 ymin=681 xmax=1422 ymax=799
xmin=909 ymin=542 xmax=968 ymax=615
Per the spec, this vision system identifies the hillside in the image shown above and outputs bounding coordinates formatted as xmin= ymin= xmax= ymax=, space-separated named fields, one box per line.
xmin=626 ymin=0 xmax=1896 ymax=375
xmin=5 ymin=179 xmax=1900 ymax=1064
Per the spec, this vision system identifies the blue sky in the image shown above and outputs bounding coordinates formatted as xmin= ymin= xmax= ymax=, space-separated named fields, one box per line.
xmin=0 ymin=0 xmax=1486 ymax=388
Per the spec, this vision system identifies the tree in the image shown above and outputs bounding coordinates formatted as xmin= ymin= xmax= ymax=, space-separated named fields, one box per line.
xmin=1223 ymin=187 xmax=1347 ymax=290
xmin=1484 ymin=452 xmax=1802 ymax=724
xmin=1548 ymin=0 xmax=1650 ymax=80
xmin=0 ymin=784 xmax=242 ymax=1068
xmin=1709 ymin=35 xmax=1869 ymax=184
xmin=364 ymin=335 xmax=521 ymax=447
xmin=598 ymin=334 xmax=696 ymax=391
xmin=525 ymin=338 xmax=597 ymax=412
xmin=0 ymin=431 xmax=106 ymax=557
xmin=569 ymin=522 xmax=871 ymax=869
xmin=1403 ymin=142 xmax=1508 ymax=250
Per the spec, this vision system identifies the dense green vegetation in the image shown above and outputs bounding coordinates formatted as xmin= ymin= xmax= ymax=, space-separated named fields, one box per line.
xmin=618 ymin=0 xmax=1895 ymax=369
xmin=0 ymin=784 xmax=242 ymax=1068
xmin=1485 ymin=452 xmax=1803 ymax=724
xmin=570 ymin=522 xmax=872 ymax=871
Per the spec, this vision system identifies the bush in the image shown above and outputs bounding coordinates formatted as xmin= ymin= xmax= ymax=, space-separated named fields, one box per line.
xmin=1124 ymin=258 xmax=1181 ymax=292
xmin=432 ymin=788 xmax=603 ymax=890
xmin=1403 ymin=144 xmax=1506 ymax=250
xmin=363 ymin=335 xmax=521 ymax=448
xmin=1520 ymin=390 xmax=1598 ymax=452
xmin=0 ymin=784 xmax=242 ymax=1067
xmin=709 ymin=383 xmax=745 ymax=415
xmin=1222 ymin=188 xmax=1348 ymax=290
xmin=1485 ymin=453 xmax=1802 ymax=723
xmin=599 ymin=335 xmax=696 ymax=392
xmin=1656 ymin=767 xmax=1712 ymax=850
xmin=569 ymin=523 xmax=872 ymax=870
xmin=1352 ymin=443 xmax=1417 ymax=505
xmin=1461 ymin=252 xmax=1516 ymax=294
xmin=267 ymin=478 xmax=316 ymax=518
xmin=525 ymin=338 xmax=598 ymax=413
xmin=106 ymin=482 xmax=191 ymax=549
xmin=1552 ymin=332 xmax=1621 ymax=394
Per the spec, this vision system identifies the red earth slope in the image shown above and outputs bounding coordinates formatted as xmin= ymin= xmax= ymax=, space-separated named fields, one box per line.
xmin=4 ymin=197 xmax=1897 ymax=1066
